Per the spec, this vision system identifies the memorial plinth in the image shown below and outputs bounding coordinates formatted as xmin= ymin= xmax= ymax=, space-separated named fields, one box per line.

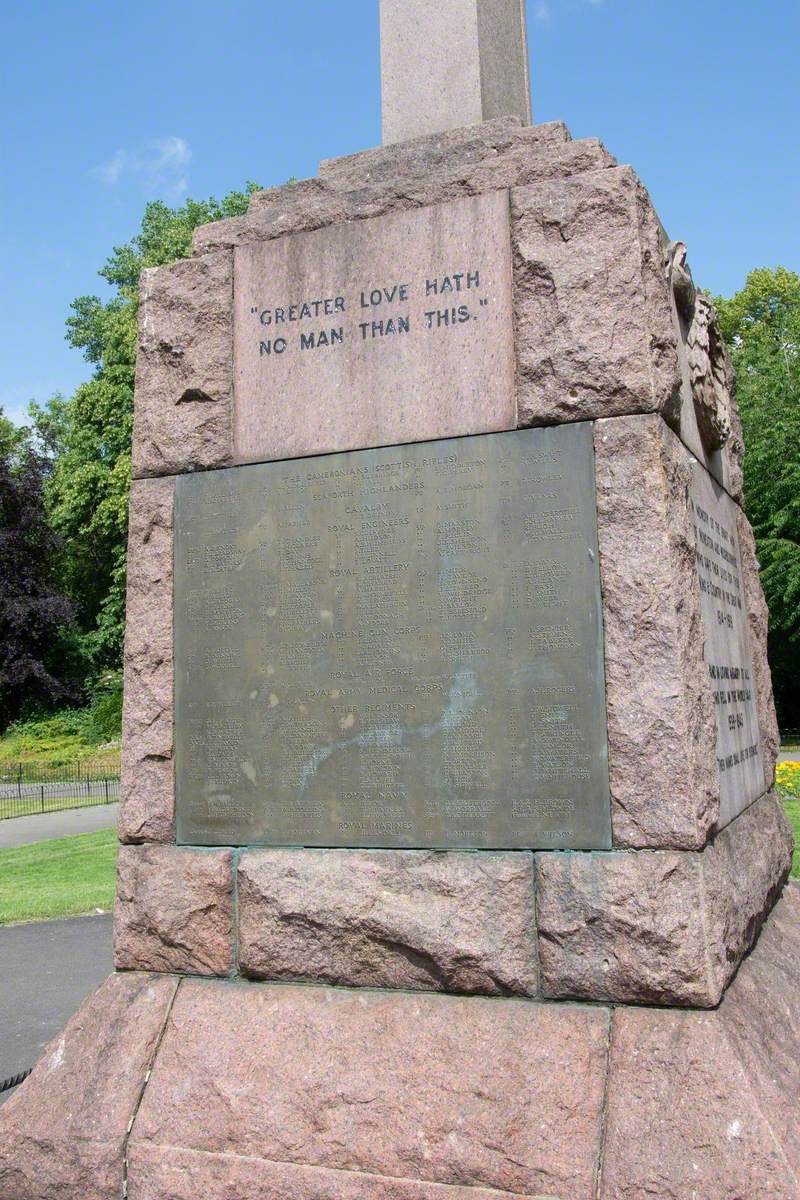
xmin=1 ymin=111 xmax=797 ymax=1200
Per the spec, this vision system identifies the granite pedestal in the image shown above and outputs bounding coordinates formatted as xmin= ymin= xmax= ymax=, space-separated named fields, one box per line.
xmin=1 ymin=117 xmax=796 ymax=1200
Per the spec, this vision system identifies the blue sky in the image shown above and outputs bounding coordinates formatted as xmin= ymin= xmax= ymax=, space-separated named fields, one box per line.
xmin=1 ymin=0 xmax=798 ymax=425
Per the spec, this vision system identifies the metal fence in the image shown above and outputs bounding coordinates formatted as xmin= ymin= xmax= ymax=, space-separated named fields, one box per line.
xmin=0 ymin=762 xmax=120 ymax=821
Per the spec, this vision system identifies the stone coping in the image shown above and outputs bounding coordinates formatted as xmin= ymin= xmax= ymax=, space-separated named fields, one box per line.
xmin=2 ymin=885 xmax=798 ymax=1199
xmin=132 ymin=116 xmax=741 ymax=498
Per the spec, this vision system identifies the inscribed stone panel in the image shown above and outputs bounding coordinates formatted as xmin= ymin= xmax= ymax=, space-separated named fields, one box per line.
xmin=233 ymin=192 xmax=515 ymax=463
xmin=690 ymin=465 xmax=763 ymax=826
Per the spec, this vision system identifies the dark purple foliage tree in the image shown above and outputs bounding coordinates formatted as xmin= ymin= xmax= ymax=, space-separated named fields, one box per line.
xmin=0 ymin=443 xmax=77 ymax=730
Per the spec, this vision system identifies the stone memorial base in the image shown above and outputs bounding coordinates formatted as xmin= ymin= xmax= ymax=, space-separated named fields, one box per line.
xmin=3 ymin=111 xmax=796 ymax=1200
xmin=1 ymin=884 xmax=798 ymax=1200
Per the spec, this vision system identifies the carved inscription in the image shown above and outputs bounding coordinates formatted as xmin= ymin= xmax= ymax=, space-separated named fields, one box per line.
xmin=174 ymin=425 xmax=611 ymax=849
xmin=232 ymin=193 xmax=516 ymax=462
xmin=690 ymin=466 xmax=763 ymax=826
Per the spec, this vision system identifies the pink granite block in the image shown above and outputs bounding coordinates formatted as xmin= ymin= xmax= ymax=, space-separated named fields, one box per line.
xmin=231 ymin=191 xmax=516 ymax=464
xmin=536 ymin=791 xmax=793 ymax=1006
xmin=317 ymin=117 xmax=570 ymax=183
xmin=511 ymin=167 xmax=680 ymax=428
xmin=127 ymin=1144 xmax=541 ymax=1199
xmin=0 ymin=972 xmax=177 ymax=1200
xmin=237 ymin=848 xmax=537 ymax=995
xmin=114 ymin=845 xmax=234 ymax=975
xmin=600 ymin=890 xmax=800 ymax=1197
xmin=132 ymin=252 xmax=233 ymax=478
xmin=130 ymin=982 xmax=608 ymax=1198
xmin=716 ymin=884 xmax=800 ymax=1171
xmin=192 ymin=120 xmax=612 ymax=257
xmin=119 ymin=476 xmax=175 ymax=844
xmin=594 ymin=414 xmax=719 ymax=848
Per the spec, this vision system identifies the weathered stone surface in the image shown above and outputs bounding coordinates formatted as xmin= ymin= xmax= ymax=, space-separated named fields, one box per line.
xmin=716 ymin=883 xmax=800 ymax=1172
xmin=594 ymin=414 xmax=718 ymax=848
xmin=193 ymin=133 xmax=614 ymax=257
xmin=128 ymin=1144 xmax=542 ymax=1199
xmin=380 ymin=0 xmax=530 ymax=145
xmin=114 ymin=845 xmax=234 ymax=975
xmin=319 ymin=116 xmax=566 ymax=185
xmin=536 ymin=846 xmax=710 ymax=1006
xmin=132 ymin=252 xmax=233 ymax=478
xmin=736 ymin=503 xmax=780 ymax=791
xmin=130 ymin=982 xmax=609 ymax=1198
xmin=690 ymin=463 xmax=764 ymax=827
xmin=512 ymin=168 xmax=680 ymax=428
xmin=0 ymin=972 xmax=177 ymax=1200
xmin=237 ymin=849 xmax=537 ymax=995
xmin=232 ymin=192 xmax=516 ymax=463
xmin=119 ymin=476 xmax=175 ymax=844
xmin=701 ymin=791 xmax=793 ymax=982
xmin=600 ymin=889 xmax=800 ymax=1199
xmin=536 ymin=791 xmax=793 ymax=1006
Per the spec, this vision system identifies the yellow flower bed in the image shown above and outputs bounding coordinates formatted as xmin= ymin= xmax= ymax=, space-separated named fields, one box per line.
xmin=776 ymin=760 xmax=800 ymax=797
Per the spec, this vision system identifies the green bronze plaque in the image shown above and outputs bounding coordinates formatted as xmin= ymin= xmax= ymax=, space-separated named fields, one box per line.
xmin=174 ymin=424 xmax=611 ymax=848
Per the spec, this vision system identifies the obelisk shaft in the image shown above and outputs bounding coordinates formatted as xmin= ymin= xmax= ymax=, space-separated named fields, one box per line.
xmin=380 ymin=0 xmax=532 ymax=146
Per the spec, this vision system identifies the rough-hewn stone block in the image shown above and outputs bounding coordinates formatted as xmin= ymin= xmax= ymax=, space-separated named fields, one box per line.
xmin=536 ymin=791 xmax=793 ymax=1006
xmin=114 ymin=846 xmax=234 ymax=976
xmin=511 ymin=167 xmax=680 ymax=427
xmin=129 ymin=982 xmax=609 ymax=1199
xmin=599 ymin=887 xmax=800 ymax=1199
xmin=0 ymin=972 xmax=177 ymax=1200
xmin=132 ymin=253 xmax=233 ymax=478
xmin=318 ymin=116 xmax=568 ymax=184
xmin=119 ymin=476 xmax=175 ymax=844
xmin=192 ymin=133 xmax=614 ymax=259
xmin=594 ymin=414 xmax=719 ymax=848
xmin=237 ymin=848 xmax=537 ymax=995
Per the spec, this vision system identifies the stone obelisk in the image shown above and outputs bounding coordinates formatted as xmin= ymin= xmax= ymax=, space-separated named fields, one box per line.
xmin=380 ymin=0 xmax=532 ymax=143
xmin=1 ymin=3 xmax=798 ymax=1198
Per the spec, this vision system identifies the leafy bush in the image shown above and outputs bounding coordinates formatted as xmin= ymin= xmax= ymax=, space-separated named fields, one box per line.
xmin=776 ymin=760 xmax=800 ymax=798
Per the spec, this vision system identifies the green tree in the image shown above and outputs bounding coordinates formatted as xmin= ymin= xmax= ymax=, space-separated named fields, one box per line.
xmin=716 ymin=268 xmax=800 ymax=730
xmin=31 ymin=185 xmax=260 ymax=682
xmin=0 ymin=431 xmax=78 ymax=729
xmin=0 ymin=408 xmax=31 ymax=461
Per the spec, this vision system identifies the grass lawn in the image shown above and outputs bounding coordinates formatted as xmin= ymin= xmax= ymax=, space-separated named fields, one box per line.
xmin=0 ymin=830 xmax=118 ymax=925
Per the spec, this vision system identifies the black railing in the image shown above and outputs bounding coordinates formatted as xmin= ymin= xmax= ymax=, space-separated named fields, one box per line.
xmin=0 ymin=762 xmax=120 ymax=821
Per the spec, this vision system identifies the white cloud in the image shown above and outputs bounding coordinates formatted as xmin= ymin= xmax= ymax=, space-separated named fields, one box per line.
xmin=91 ymin=136 xmax=192 ymax=198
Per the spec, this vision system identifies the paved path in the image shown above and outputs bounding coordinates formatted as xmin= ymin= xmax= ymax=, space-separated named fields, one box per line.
xmin=0 ymin=914 xmax=113 ymax=1100
xmin=779 ymin=750 xmax=800 ymax=764
xmin=0 ymin=803 xmax=118 ymax=849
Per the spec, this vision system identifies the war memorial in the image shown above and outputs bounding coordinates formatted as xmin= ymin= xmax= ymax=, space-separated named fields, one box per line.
xmin=1 ymin=1 xmax=798 ymax=1196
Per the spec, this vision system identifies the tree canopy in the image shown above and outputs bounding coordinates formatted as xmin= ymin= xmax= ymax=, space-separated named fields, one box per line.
xmin=715 ymin=267 xmax=800 ymax=729
xmin=0 ymin=423 xmax=78 ymax=727
xmin=27 ymin=186 xmax=260 ymax=689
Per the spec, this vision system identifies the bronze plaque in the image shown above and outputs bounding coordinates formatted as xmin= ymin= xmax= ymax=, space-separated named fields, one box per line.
xmin=174 ymin=425 xmax=611 ymax=849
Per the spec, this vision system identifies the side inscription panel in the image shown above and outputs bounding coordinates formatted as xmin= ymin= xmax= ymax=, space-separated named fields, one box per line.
xmin=174 ymin=425 xmax=611 ymax=849
xmin=690 ymin=465 xmax=763 ymax=826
